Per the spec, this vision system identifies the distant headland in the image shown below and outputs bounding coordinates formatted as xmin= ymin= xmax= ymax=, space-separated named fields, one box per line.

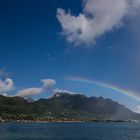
xmin=0 ymin=92 xmax=140 ymax=122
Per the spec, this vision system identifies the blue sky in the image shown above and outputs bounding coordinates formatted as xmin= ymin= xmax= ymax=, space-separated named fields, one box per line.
xmin=0 ymin=0 xmax=140 ymax=112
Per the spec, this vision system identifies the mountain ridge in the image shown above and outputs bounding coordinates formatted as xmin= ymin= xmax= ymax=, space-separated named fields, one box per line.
xmin=0 ymin=93 xmax=140 ymax=121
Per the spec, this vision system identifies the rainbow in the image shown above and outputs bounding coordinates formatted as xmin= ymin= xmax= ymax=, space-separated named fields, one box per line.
xmin=66 ymin=76 xmax=140 ymax=102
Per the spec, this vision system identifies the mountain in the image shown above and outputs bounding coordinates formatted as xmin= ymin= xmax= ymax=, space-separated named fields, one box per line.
xmin=0 ymin=93 xmax=140 ymax=121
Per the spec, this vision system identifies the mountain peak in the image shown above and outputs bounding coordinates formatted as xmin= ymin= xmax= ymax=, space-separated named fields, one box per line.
xmin=0 ymin=93 xmax=140 ymax=121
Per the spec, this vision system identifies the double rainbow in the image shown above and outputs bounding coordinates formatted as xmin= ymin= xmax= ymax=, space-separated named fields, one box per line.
xmin=66 ymin=76 xmax=140 ymax=102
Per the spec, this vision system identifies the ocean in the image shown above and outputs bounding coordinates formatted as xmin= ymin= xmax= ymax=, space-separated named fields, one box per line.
xmin=0 ymin=122 xmax=140 ymax=140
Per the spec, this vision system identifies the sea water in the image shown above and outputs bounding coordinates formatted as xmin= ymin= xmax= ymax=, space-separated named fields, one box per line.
xmin=0 ymin=122 xmax=140 ymax=140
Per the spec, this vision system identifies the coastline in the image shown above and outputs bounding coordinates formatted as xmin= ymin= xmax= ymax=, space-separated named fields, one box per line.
xmin=0 ymin=119 xmax=139 ymax=123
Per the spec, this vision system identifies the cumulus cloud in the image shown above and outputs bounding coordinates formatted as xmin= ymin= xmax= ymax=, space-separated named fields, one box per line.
xmin=41 ymin=79 xmax=56 ymax=89
xmin=57 ymin=0 xmax=140 ymax=46
xmin=0 ymin=77 xmax=75 ymax=98
xmin=2 ymin=93 xmax=8 ymax=97
xmin=5 ymin=78 xmax=80 ymax=98
xmin=16 ymin=88 xmax=43 ymax=98
xmin=41 ymin=79 xmax=56 ymax=93
xmin=0 ymin=78 xmax=14 ymax=95
xmin=15 ymin=79 xmax=56 ymax=98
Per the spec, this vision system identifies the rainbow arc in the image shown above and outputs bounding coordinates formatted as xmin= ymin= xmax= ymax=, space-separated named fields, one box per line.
xmin=66 ymin=76 xmax=140 ymax=102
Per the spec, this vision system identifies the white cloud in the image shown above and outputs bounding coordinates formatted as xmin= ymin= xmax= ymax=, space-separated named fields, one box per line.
xmin=41 ymin=79 xmax=56 ymax=92
xmin=7 ymin=78 xmax=80 ymax=98
xmin=57 ymin=0 xmax=140 ymax=46
xmin=0 ymin=78 xmax=14 ymax=95
xmin=2 ymin=93 xmax=8 ymax=97
xmin=16 ymin=88 xmax=42 ymax=98
xmin=0 ymin=78 xmax=76 ymax=98
xmin=41 ymin=79 xmax=56 ymax=88
xmin=15 ymin=79 xmax=56 ymax=98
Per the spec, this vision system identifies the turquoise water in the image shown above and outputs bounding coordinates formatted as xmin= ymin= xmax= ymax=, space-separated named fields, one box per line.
xmin=0 ymin=122 xmax=140 ymax=140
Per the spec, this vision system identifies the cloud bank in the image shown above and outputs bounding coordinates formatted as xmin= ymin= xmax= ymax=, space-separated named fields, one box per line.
xmin=15 ymin=79 xmax=56 ymax=98
xmin=57 ymin=0 xmax=140 ymax=46
xmin=16 ymin=88 xmax=43 ymax=98
xmin=0 ymin=75 xmax=78 ymax=98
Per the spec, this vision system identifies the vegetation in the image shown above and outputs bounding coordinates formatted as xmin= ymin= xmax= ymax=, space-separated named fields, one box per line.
xmin=0 ymin=93 xmax=140 ymax=122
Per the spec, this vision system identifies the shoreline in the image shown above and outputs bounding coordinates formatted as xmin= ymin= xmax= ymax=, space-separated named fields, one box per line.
xmin=0 ymin=120 xmax=139 ymax=123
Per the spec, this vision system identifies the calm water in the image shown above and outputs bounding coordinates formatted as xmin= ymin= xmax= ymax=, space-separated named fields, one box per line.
xmin=0 ymin=122 xmax=140 ymax=140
